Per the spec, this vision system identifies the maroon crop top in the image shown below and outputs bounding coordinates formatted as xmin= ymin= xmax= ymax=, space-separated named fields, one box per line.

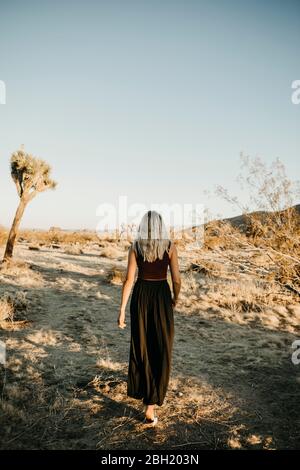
xmin=135 ymin=241 xmax=171 ymax=280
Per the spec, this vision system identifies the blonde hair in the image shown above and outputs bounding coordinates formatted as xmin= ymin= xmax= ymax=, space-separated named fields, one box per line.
xmin=133 ymin=210 xmax=171 ymax=262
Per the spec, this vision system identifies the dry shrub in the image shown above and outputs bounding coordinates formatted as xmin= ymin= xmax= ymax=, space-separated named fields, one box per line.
xmin=188 ymin=259 xmax=226 ymax=277
xmin=0 ymin=259 xmax=43 ymax=287
xmin=212 ymin=279 xmax=269 ymax=312
xmin=180 ymin=270 xmax=299 ymax=332
xmin=100 ymin=246 xmax=123 ymax=260
xmin=100 ymin=234 xmax=116 ymax=243
xmin=0 ymin=226 xmax=8 ymax=246
xmin=63 ymin=245 xmax=84 ymax=255
xmin=0 ymin=259 xmax=30 ymax=276
xmin=118 ymin=239 xmax=132 ymax=251
xmin=96 ymin=358 xmax=123 ymax=371
xmin=0 ymin=291 xmax=28 ymax=322
xmin=181 ymin=271 xmax=199 ymax=291
xmin=106 ymin=266 xmax=126 ymax=285
xmin=171 ymin=234 xmax=193 ymax=251
xmin=17 ymin=229 xmax=99 ymax=247
xmin=215 ymin=155 xmax=300 ymax=293
xmin=0 ymin=297 xmax=13 ymax=321
xmin=204 ymin=219 xmax=244 ymax=251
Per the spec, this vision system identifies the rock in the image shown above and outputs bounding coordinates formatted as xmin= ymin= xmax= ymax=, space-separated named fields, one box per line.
xmin=28 ymin=245 xmax=40 ymax=251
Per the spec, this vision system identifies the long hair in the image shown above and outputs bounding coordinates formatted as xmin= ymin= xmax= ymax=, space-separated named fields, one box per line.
xmin=133 ymin=210 xmax=171 ymax=262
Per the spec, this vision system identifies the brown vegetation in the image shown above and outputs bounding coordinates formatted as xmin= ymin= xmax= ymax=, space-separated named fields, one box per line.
xmin=0 ymin=155 xmax=299 ymax=449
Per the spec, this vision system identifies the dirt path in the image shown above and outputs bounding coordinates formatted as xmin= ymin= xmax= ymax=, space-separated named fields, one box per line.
xmin=0 ymin=243 xmax=299 ymax=449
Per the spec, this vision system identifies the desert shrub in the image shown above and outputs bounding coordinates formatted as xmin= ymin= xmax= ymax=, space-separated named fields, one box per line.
xmin=215 ymin=155 xmax=300 ymax=292
xmin=100 ymin=246 xmax=124 ymax=259
xmin=0 ymin=227 xmax=8 ymax=246
xmin=0 ymin=291 xmax=28 ymax=322
xmin=63 ymin=245 xmax=84 ymax=255
xmin=17 ymin=229 xmax=98 ymax=246
xmin=204 ymin=219 xmax=244 ymax=251
xmin=106 ymin=266 xmax=126 ymax=285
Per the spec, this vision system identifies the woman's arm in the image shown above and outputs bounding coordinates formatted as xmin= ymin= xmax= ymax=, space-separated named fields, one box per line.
xmin=169 ymin=242 xmax=181 ymax=307
xmin=118 ymin=245 xmax=137 ymax=328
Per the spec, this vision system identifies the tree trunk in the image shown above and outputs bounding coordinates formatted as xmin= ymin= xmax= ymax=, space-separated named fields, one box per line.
xmin=3 ymin=198 xmax=27 ymax=261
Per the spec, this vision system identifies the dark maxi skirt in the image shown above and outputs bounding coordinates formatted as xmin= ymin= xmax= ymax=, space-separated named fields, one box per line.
xmin=127 ymin=278 xmax=174 ymax=406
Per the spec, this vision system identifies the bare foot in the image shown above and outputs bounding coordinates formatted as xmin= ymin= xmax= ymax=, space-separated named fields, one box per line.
xmin=145 ymin=404 xmax=155 ymax=421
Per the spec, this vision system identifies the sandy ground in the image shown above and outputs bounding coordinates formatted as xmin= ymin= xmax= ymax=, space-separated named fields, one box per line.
xmin=0 ymin=241 xmax=299 ymax=450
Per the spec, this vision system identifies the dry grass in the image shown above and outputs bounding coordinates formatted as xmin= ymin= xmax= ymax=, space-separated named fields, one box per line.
xmin=0 ymin=155 xmax=299 ymax=449
xmin=0 ymin=238 xmax=299 ymax=450
xmin=0 ymin=296 xmax=14 ymax=321
xmin=0 ymin=259 xmax=43 ymax=287
xmin=63 ymin=245 xmax=84 ymax=256
xmin=20 ymin=228 xmax=99 ymax=246
xmin=0 ymin=291 xmax=28 ymax=322
xmin=0 ymin=227 xmax=8 ymax=246
xmin=100 ymin=246 xmax=124 ymax=260
xmin=0 ymin=227 xmax=102 ymax=249
xmin=106 ymin=266 xmax=126 ymax=285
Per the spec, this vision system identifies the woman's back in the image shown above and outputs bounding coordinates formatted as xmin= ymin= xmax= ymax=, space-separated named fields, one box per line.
xmin=135 ymin=240 xmax=171 ymax=280
xmin=119 ymin=210 xmax=181 ymax=412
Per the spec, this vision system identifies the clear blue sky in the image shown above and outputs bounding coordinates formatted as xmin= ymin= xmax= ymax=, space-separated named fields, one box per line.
xmin=0 ymin=0 xmax=299 ymax=230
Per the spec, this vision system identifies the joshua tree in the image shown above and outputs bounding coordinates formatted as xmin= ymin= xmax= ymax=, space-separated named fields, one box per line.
xmin=3 ymin=147 xmax=57 ymax=262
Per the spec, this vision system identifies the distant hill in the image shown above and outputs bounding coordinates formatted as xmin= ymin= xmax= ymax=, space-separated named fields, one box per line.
xmin=222 ymin=204 xmax=300 ymax=230
xmin=174 ymin=204 xmax=300 ymax=240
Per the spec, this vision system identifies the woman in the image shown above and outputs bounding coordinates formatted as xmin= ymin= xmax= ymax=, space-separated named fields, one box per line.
xmin=118 ymin=210 xmax=181 ymax=426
